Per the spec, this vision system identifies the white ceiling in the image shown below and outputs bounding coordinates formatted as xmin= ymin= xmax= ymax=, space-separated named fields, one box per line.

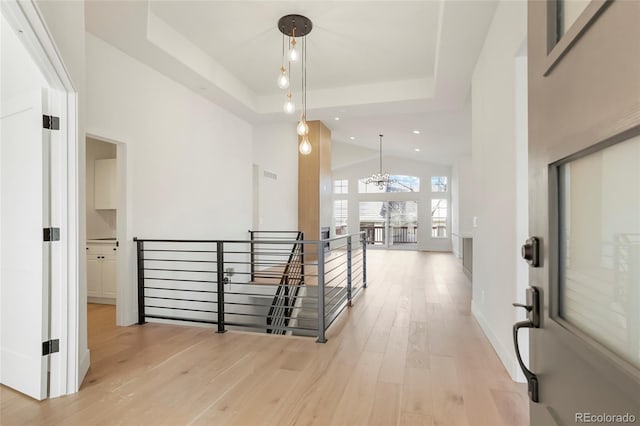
xmin=85 ymin=0 xmax=498 ymax=165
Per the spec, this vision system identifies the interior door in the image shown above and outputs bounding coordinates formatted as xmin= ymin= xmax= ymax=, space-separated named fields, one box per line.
xmin=0 ymin=89 xmax=51 ymax=400
xmin=524 ymin=0 xmax=640 ymax=424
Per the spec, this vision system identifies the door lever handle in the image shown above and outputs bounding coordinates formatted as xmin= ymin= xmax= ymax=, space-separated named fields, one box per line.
xmin=512 ymin=302 xmax=532 ymax=311
xmin=512 ymin=287 xmax=541 ymax=403
xmin=513 ymin=320 xmax=539 ymax=402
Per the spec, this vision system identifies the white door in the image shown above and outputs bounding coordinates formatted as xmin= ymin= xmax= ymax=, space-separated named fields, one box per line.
xmin=0 ymin=89 xmax=51 ymax=400
xmin=521 ymin=1 xmax=640 ymax=423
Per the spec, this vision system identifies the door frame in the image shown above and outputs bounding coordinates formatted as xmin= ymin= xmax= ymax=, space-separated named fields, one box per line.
xmin=2 ymin=0 xmax=80 ymax=396
xmin=85 ymin=133 xmax=131 ymax=327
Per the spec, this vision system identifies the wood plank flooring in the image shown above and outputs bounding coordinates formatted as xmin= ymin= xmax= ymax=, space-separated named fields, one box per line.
xmin=0 ymin=251 xmax=528 ymax=425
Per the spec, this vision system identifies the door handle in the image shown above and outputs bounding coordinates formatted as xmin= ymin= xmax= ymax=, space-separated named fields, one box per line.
xmin=512 ymin=286 xmax=540 ymax=403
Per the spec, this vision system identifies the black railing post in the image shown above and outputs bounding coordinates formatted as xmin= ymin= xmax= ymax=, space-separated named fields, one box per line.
xmin=300 ymin=232 xmax=305 ymax=283
xmin=216 ymin=241 xmax=226 ymax=333
xmin=347 ymin=235 xmax=352 ymax=307
xmin=362 ymin=232 xmax=367 ymax=289
xmin=317 ymin=240 xmax=327 ymax=343
xmin=135 ymin=238 xmax=146 ymax=324
xmin=249 ymin=230 xmax=255 ymax=281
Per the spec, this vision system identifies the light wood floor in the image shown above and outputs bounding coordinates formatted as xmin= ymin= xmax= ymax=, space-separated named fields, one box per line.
xmin=1 ymin=251 xmax=528 ymax=425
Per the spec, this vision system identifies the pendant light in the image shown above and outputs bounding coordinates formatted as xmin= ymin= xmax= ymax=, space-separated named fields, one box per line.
xmin=365 ymin=134 xmax=396 ymax=189
xmin=277 ymin=14 xmax=313 ymax=154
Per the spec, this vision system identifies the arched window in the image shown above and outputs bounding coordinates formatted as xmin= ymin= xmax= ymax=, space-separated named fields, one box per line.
xmin=358 ymin=175 xmax=420 ymax=193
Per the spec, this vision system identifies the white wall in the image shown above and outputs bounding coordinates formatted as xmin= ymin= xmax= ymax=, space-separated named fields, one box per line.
xmin=333 ymin=156 xmax=452 ymax=252
xmin=451 ymin=155 xmax=473 ymax=258
xmin=470 ymin=0 xmax=528 ymax=382
xmin=332 ymin=141 xmax=378 ymax=170
xmin=251 ymin=123 xmax=298 ymax=232
xmin=85 ymin=137 xmax=116 ymax=239
xmin=86 ymin=33 xmax=253 ymax=326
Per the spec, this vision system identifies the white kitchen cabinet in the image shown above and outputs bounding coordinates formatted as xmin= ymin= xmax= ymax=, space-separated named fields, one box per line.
xmin=86 ymin=242 xmax=117 ymax=303
xmin=94 ymin=158 xmax=117 ymax=210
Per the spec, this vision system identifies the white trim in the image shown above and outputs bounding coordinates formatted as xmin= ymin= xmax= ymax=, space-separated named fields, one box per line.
xmin=85 ymin=132 xmax=135 ymax=326
xmin=471 ymin=300 xmax=526 ymax=383
xmin=2 ymin=0 xmax=81 ymax=396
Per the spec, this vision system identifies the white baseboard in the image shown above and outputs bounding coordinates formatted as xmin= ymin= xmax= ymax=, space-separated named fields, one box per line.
xmin=78 ymin=348 xmax=90 ymax=388
xmin=471 ymin=300 xmax=526 ymax=383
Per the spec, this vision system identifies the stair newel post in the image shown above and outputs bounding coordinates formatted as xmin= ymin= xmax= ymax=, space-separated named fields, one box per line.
xmin=216 ymin=241 xmax=226 ymax=333
xmin=347 ymin=235 xmax=352 ymax=307
xmin=317 ymin=240 xmax=327 ymax=343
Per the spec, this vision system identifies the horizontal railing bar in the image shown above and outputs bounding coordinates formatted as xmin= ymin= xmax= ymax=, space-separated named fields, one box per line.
xmin=143 ymin=258 xmax=217 ymax=264
xmin=145 ymin=296 xmax=216 ymax=303
xmin=142 ymin=249 xmax=218 ymax=253
xmin=145 ymin=314 xmax=218 ymax=325
xmin=144 ymin=277 xmax=217 ymax=284
xmin=324 ymin=254 xmax=347 ymax=266
xmin=324 ymin=260 xmax=348 ymax=276
xmin=135 ymin=232 xmax=364 ymax=245
xmin=325 ymin=300 xmax=349 ymax=329
xmin=324 ymin=274 xmax=347 ymax=288
xmin=325 ymin=296 xmax=348 ymax=316
xmin=324 ymin=285 xmax=347 ymax=306
xmin=145 ymin=286 xmax=216 ymax=293
xmin=145 ymin=305 xmax=216 ymax=314
xmin=143 ymin=267 xmax=218 ymax=273
xmin=224 ymin=321 xmax=317 ymax=333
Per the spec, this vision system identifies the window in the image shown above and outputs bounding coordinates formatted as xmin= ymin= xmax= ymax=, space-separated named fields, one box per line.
xmin=334 ymin=179 xmax=348 ymax=194
xmin=431 ymin=199 xmax=447 ymax=237
xmin=431 ymin=176 xmax=447 ymax=192
xmin=358 ymin=175 xmax=420 ymax=193
xmin=334 ymin=200 xmax=348 ymax=235
xmin=359 ymin=201 xmax=418 ymax=246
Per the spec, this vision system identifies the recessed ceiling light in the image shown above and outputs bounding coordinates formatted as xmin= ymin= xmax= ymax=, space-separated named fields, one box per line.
xmin=349 ymin=136 xmax=356 ymax=140
xmin=414 ymin=148 xmax=421 ymax=152
xmin=413 ymin=130 xmax=421 ymax=134
xmin=334 ymin=117 xmax=340 ymax=121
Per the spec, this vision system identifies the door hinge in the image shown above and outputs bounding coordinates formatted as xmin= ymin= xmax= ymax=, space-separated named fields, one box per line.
xmin=42 ymin=115 xmax=60 ymax=130
xmin=43 ymin=227 xmax=60 ymax=242
xmin=42 ymin=339 xmax=59 ymax=356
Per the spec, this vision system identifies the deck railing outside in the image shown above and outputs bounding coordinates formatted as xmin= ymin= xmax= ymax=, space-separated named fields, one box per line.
xmin=134 ymin=232 xmax=366 ymax=343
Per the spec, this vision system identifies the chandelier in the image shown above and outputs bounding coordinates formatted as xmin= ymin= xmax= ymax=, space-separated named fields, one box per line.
xmin=366 ymin=134 xmax=396 ymax=189
xmin=277 ymin=14 xmax=313 ymax=155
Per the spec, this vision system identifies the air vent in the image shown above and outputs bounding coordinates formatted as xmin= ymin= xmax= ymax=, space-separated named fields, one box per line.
xmin=263 ymin=170 xmax=277 ymax=180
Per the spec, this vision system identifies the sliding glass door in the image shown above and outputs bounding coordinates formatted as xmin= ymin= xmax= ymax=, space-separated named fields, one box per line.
xmin=359 ymin=201 xmax=418 ymax=248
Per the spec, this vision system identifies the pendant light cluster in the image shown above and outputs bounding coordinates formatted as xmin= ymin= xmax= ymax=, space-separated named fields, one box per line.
xmin=366 ymin=134 xmax=396 ymax=189
xmin=277 ymin=14 xmax=313 ymax=155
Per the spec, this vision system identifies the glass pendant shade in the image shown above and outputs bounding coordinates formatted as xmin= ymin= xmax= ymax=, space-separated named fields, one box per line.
xmin=277 ymin=67 xmax=289 ymax=90
xmin=289 ymin=38 xmax=299 ymax=62
xmin=284 ymin=94 xmax=295 ymax=114
xmin=296 ymin=115 xmax=309 ymax=136
xmin=299 ymin=136 xmax=312 ymax=155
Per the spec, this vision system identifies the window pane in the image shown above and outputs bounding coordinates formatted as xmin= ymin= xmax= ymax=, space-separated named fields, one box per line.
xmin=558 ymin=135 xmax=640 ymax=369
xmin=389 ymin=201 xmax=418 ymax=245
xmin=431 ymin=199 xmax=447 ymax=237
xmin=431 ymin=176 xmax=448 ymax=192
xmin=359 ymin=201 xmax=385 ymax=245
xmin=334 ymin=179 xmax=348 ymax=194
xmin=358 ymin=175 xmax=419 ymax=193
xmin=334 ymin=200 xmax=348 ymax=235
